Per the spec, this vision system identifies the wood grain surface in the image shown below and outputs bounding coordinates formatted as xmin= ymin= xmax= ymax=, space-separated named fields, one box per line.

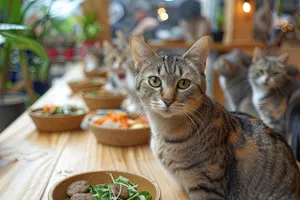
xmin=0 ymin=64 xmax=187 ymax=200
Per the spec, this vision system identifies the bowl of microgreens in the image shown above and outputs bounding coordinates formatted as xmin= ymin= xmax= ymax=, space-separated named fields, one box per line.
xmin=29 ymin=105 xmax=88 ymax=132
xmin=48 ymin=171 xmax=160 ymax=200
xmin=68 ymin=79 xmax=106 ymax=93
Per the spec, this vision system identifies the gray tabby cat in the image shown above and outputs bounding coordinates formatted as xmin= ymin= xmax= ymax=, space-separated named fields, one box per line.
xmin=129 ymin=35 xmax=300 ymax=200
xmin=249 ymin=49 xmax=300 ymax=160
xmin=102 ymin=32 xmax=143 ymax=114
xmin=214 ymin=49 xmax=258 ymax=117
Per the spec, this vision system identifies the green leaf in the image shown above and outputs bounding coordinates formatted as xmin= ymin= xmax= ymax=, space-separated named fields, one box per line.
xmin=137 ymin=191 xmax=152 ymax=200
xmin=115 ymin=176 xmax=130 ymax=184
xmin=83 ymin=12 xmax=97 ymax=25
xmin=0 ymin=0 xmax=10 ymax=22
xmin=0 ymin=31 xmax=49 ymax=81
xmin=9 ymin=0 xmax=22 ymax=24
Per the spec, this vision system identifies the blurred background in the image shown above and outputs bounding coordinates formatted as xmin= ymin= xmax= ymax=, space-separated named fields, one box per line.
xmin=0 ymin=0 xmax=300 ymax=131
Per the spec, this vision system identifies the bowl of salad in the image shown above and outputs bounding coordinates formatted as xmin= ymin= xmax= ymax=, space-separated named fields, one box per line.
xmin=83 ymin=91 xmax=124 ymax=110
xmin=29 ymin=105 xmax=88 ymax=132
xmin=89 ymin=111 xmax=150 ymax=146
xmin=49 ymin=171 xmax=160 ymax=200
xmin=68 ymin=79 xmax=106 ymax=93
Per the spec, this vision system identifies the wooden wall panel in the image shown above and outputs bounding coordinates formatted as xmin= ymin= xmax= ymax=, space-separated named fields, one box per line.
xmin=224 ymin=0 xmax=256 ymax=43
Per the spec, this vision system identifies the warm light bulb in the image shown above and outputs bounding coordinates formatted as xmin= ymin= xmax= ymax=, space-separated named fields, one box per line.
xmin=159 ymin=12 xmax=169 ymax=21
xmin=243 ymin=2 xmax=251 ymax=13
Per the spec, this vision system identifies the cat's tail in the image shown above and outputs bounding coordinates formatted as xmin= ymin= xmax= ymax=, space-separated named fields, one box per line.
xmin=286 ymin=90 xmax=300 ymax=161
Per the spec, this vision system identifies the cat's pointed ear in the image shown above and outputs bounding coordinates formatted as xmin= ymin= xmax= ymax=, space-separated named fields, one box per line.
xmin=252 ymin=47 xmax=264 ymax=63
xmin=278 ymin=53 xmax=289 ymax=64
xmin=129 ymin=35 xmax=158 ymax=71
xmin=182 ymin=36 xmax=212 ymax=72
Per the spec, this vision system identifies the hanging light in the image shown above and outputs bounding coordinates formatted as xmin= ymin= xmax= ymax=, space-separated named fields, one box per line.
xmin=243 ymin=0 xmax=251 ymax=13
xmin=157 ymin=8 xmax=166 ymax=15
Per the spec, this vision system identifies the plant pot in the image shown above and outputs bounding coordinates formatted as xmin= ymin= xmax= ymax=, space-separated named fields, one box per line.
xmin=212 ymin=31 xmax=224 ymax=42
xmin=0 ymin=92 xmax=26 ymax=132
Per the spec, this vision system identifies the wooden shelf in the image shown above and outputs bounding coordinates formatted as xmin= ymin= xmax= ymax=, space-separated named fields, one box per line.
xmin=148 ymin=40 xmax=264 ymax=53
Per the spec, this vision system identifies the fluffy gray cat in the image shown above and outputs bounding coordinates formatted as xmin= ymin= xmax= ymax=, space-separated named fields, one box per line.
xmin=214 ymin=49 xmax=258 ymax=117
xmin=129 ymin=35 xmax=300 ymax=200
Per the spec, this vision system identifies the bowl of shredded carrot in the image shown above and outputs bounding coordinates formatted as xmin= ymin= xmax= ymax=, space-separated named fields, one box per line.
xmin=89 ymin=111 xmax=150 ymax=146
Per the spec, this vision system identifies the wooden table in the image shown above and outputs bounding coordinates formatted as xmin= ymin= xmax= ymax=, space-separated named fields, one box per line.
xmin=0 ymin=64 xmax=188 ymax=200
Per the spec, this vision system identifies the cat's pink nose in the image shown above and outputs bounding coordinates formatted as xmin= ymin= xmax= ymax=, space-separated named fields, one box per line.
xmin=263 ymin=78 xmax=269 ymax=85
xmin=163 ymin=99 xmax=174 ymax=107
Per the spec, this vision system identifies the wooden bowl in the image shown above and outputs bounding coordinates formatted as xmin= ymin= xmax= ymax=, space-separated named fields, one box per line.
xmin=83 ymin=92 xmax=124 ymax=110
xmin=89 ymin=122 xmax=150 ymax=146
xmin=29 ymin=109 xmax=87 ymax=132
xmin=68 ymin=80 xmax=105 ymax=93
xmin=48 ymin=171 xmax=161 ymax=200
xmin=84 ymin=69 xmax=107 ymax=78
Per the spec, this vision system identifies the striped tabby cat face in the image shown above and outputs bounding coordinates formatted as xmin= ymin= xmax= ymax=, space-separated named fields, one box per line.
xmin=249 ymin=53 xmax=289 ymax=89
xmin=129 ymin=36 xmax=211 ymax=118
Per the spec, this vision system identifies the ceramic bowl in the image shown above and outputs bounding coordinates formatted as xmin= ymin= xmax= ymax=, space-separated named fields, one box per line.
xmin=68 ymin=79 xmax=105 ymax=93
xmin=84 ymin=69 xmax=107 ymax=78
xmin=29 ymin=109 xmax=87 ymax=132
xmin=48 ymin=170 xmax=161 ymax=200
xmin=83 ymin=92 xmax=124 ymax=110
xmin=89 ymin=120 xmax=150 ymax=147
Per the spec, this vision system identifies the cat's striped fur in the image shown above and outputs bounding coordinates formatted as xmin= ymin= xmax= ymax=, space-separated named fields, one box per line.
xmin=129 ymin=36 xmax=300 ymax=200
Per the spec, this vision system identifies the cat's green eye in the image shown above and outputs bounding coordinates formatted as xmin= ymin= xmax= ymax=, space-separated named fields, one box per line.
xmin=177 ymin=79 xmax=191 ymax=89
xmin=148 ymin=76 xmax=161 ymax=88
xmin=256 ymin=69 xmax=264 ymax=76
xmin=272 ymin=71 xmax=279 ymax=75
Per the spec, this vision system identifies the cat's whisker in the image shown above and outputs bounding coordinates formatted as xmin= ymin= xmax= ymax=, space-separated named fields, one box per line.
xmin=183 ymin=106 xmax=209 ymax=147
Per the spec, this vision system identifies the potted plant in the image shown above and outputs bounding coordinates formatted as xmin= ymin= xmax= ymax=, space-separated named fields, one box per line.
xmin=78 ymin=12 xmax=101 ymax=58
xmin=0 ymin=24 xmax=48 ymax=132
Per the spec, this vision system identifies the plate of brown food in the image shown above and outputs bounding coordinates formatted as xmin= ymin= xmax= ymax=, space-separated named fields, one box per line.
xmin=30 ymin=105 xmax=88 ymax=132
xmin=88 ymin=111 xmax=150 ymax=146
xmin=68 ymin=79 xmax=106 ymax=93
xmin=49 ymin=170 xmax=160 ymax=200
xmin=83 ymin=90 xmax=124 ymax=110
